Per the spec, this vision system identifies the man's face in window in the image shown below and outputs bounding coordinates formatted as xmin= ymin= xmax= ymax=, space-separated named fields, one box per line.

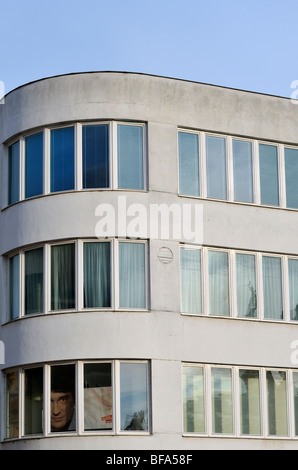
xmin=51 ymin=391 xmax=75 ymax=432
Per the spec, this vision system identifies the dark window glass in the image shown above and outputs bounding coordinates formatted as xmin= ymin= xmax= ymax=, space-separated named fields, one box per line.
xmin=51 ymin=244 xmax=75 ymax=310
xmin=178 ymin=131 xmax=199 ymax=196
xmin=84 ymin=242 xmax=111 ymax=308
xmin=259 ymin=144 xmax=279 ymax=206
xmin=285 ymin=148 xmax=298 ymax=209
xmin=25 ymin=132 xmax=43 ymax=198
xmin=83 ymin=124 xmax=109 ymax=188
xmin=8 ymin=141 xmax=20 ymax=204
xmin=24 ymin=368 xmax=43 ymax=435
xmin=117 ymin=125 xmax=144 ymax=190
xmin=25 ymin=248 xmax=43 ymax=315
xmin=50 ymin=127 xmax=74 ymax=192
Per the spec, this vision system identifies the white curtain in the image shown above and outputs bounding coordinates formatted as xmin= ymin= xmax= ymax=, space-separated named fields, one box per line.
xmin=180 ymin=248 xmax=201 ymax=314
xmin=208 ymin=251 xmax=229 ymax=316
xmin=289 ymin=259 xmax=298 ymax=321
xmin=119 ymin=242 xmax=146 ymax=309
xmin=262 ymin=256 xmax=282 ymax=320
xmin=236 ymin=254 xmax=257 ymax=317
xmin=84 ymin=242 xmax=111 ymax=308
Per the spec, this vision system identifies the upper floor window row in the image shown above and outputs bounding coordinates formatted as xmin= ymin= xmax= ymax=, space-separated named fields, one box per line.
xmin=7 ymin=122 xmax=146 ymax=206
xmin=178 ymin=129 xmax=298 ymax=209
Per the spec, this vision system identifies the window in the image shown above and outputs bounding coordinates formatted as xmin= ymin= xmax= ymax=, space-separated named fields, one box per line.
xmin=232 ymin=139 xmax=253 ymax=203
xmin=51 ymin=243 xmax=75 ymax=311
xmin=178 ymin=131 xmax=200 ymax=197
xmin=5 ymin=360 xmax=150 ymax=439
xmin=262 ymin=256 xmax=283 ymax=320
xmin=285 ymin=147 xmax=298 ymax=209
xmin=208 ymin=250 xmax=230 ymax=316
xmin=118 ymin=242 xmax=146 ymax=309
xmin=182 ymin=364 xmax=297 ymax=438
xmin=25 ymin=248 xmax=43 ymax=315
xmin=206 ymin=136 xmax=227 ymax=200
xmin=83 ymin=242 xmax=111 ymax=308
xmin=25 ymin=132 xmax=43 ymax=198
xmin=50 ymin=127 xmax=75 ymax=192
xmin=236 ymin=253 xmax=257 ymax=318
xmin=8 ymin=141 xmax=20 ymax=205
xmin=9 ymin=254 xmax=19 ymax=321
xmin=117 ymin=124 xmax=144 ymax=190
xmin=259 ymin=143 xmax=279 ymax=206
xmin=288 ymin=259 xmax=298 ymax=321
xmin=180 ymin=247 xmax=202 ymax=314
xmin=82 ymin=124 xmax=109 ymax=189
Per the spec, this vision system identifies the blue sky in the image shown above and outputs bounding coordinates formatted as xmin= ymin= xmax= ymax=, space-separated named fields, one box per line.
xmin=1 ymin=0 xmax=298 ymax=97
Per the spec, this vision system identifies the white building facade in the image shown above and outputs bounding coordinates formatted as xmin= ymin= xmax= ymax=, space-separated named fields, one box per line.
xmin=1 ymin=72 xmax=298 ymax=449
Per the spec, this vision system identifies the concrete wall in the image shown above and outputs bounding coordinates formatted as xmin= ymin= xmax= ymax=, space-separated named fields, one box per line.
xmin=1 ymin=72 xmax=298 ymax=450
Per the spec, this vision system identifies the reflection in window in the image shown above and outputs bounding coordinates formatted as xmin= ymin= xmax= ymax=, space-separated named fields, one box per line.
xmin=233 ymin=140 xmax=253 ymax=203
xmin=25 ymin=248 xmax=43 ymax=315
xmin=82 ymin=124 xmax=109 ymax=189
xmin=84 ymin=242 xmax=111 ymax=308
xmin=25 ymin=132 xmax=43 ymax=198
xmin=6 ymin=372 xmax=19 ymax=439
xmin=208 ymin=251 xmax=230 ymax=316
xmin=211 ymin=368 xmax=233 ymax=434
xmin=285 ymin=148 xmax=298 ymax=209
xmin=117 ymin=124 xmax=144 ymax=190
xmin=266 ymin=371 xmax=288 ymax=436
xmin=180 ymin=247 xmax=202 ymax=314
xmin=206 ymin=136 xmax=227 ymax=200
xmin=51 ymin=365 xmax=76 ymax=433
xmin=259 ymin=144 xmax=279 ymax=206
xmin=50 ymin=127 xmax=75 ymax=192
xmin=262 ymin=256 xmax=283 ymax=320
xmin=24 ymin=368 xmax=43 ymax=435
xmin=9 ymin=255 xmax=19 ymax=321
xmin=236 ymin=253 xmax=257 ymax=318
xmin=8 ymin=141 xmax=20 ymax=205
xmin=289 ymin=259 xmax=298 ymax=321
xmin=119 ymin=242 xmax=146 ymax=309
xmin=239 ymin=369 xmax=261 ymax=435
xmin=84 ymin=363 xmax=112 ymax=431
xmin=182 ymin=366 xmax=205 ymax=433
xmin=178 ymin=131 xmax=199 ymax=196
xmin=51 ymin=244 xmax=75 ymax=310
xmin=120 ymin=362 xmax=148 ymax=431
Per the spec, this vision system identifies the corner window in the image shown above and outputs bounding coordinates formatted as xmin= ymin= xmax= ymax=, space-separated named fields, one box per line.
xmin=9 ymin=254 xmax=19 ymax=321
xmin=51 ymin=364 xmax=76 ymax=433
xmin=8 ymin=141 xmax=20 ymax=205
xmin=25 ymin=248 xmax=43 ymax=315
xmin=24 ymin=367 xmax=43 ymax=436
xmin=117 ymin=124 xmax=144 ymax=190
xmin=51 ymin=243 xmax=75 ymax=311
xmin=84 ymin=362 xmax=113 ymax=431
xmin=6 ymin=372 xmax=19 ymax=439
xmin=83 ymin=242 xmax=111 ymax=308
xmin=25 ymin=132 xmax=43 ymax=198
xmin=120 ymin=362 xmax=149 ymax=432
xmin=82 ymin=124 xmax=109 ymax=189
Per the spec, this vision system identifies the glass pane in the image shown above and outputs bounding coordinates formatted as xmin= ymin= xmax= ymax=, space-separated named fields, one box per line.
xmin=266 ymin=370 xmax=288 ymax=436
xmin=262 ymin=256 xmax=283 ymax=320
xmin=51 ymin=244 xmax=75 ymax=310
xmin=51 ymin=365 xmax=76 ymax=433
xmin=8 ymin=141 xmax=20 ymax=205
xmin=180 ymin=247 xmax=201 ymax=314
xmin=178 ymin=132 xmax=199 ymax=196
xmin=236 ymin=253 xmax=257 ymax=318
xmin=50 ymin=127 xmax=75 ymax=192
xmin=24 ymin=368 xmax=43 ymax=435
xmin=182 ymin=366 xmax=205 ymax=433
xmin=119 ymin=242 xmax=146 ymax=309
xmin=9 ymin=255 xmax=19 ymax=320
xmin=117 ymin=124 xmax=144 ymax=190
xmin=206 ymin=136 xmax=227 ymax=200
xmin=84 ymin=242 xmax=111 ymax=308
xmin=233 ymin=140 xmax=253 ymax=203
xmin=293 ymin=372 xmax=298 ymax=435
xmin=285 ymin=148 xmax=298 ymax=209
xmin=120 ymin=362 xmax=148 ymax=431
xmin=25 ymin=132 xmax=43 ymax=198
xmin=211 ymin=368 xmax=233 ymax=434
xmin=6 ymin=372 xmax=19 ymax=438
xmin=84 ymin=363 xmax=113 ymax=431
xmin=259 ymin=144 xmax=279 ymax=206
xmin=289 ymin=259 xmax=298 ymax=321
xmin=25 ymin=248 xmax=43 ymax=315
xmin=83 ymin=124 xmax=109 ymax=189
xmin=239 ymin=369 xmax=261 ymax=435
xmin=208 ymin=251 xmax=230 ymax=316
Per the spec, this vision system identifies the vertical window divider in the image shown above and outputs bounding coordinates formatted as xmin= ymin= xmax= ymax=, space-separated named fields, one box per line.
xmin=44 ymin=364 xmax=50 ymax=437
xmin=257 ymin=253 xmax=264 ymax=321
xmin=75 ymin=123 xmax=82 ymax=191
xmin=44 ymin=244 xmax=51 ymax=314
xmin=19 ymin=137 xmax=25 ymax=201
xmin=279 ymin=144 xmax=286 ymax=208
xmin=283 ymin=256 xmax=290 ymax=323
xmin=200 ymin=133 xmax=207 ymax=199
xmin=44 ymin=128 xmax=50 ymax=195
xmin=76 ymin=240 xmax=83 ymax=312
xmin=113 ymin=240 xmax=119 ymax=310
xmin=19 ymin=252 xmax=24 ymax=318
xmin=253 ymin=140 xmax=261 ymax=205
xmin=112 ymin=122 xmax=117 ymax=189
xmin=202 ymin=247 xmax=209 ymax=316
xmin=227 ymin=136 xmax=234 ymax=202
xmin=229 ymin=250 xmax=236 ymax=318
